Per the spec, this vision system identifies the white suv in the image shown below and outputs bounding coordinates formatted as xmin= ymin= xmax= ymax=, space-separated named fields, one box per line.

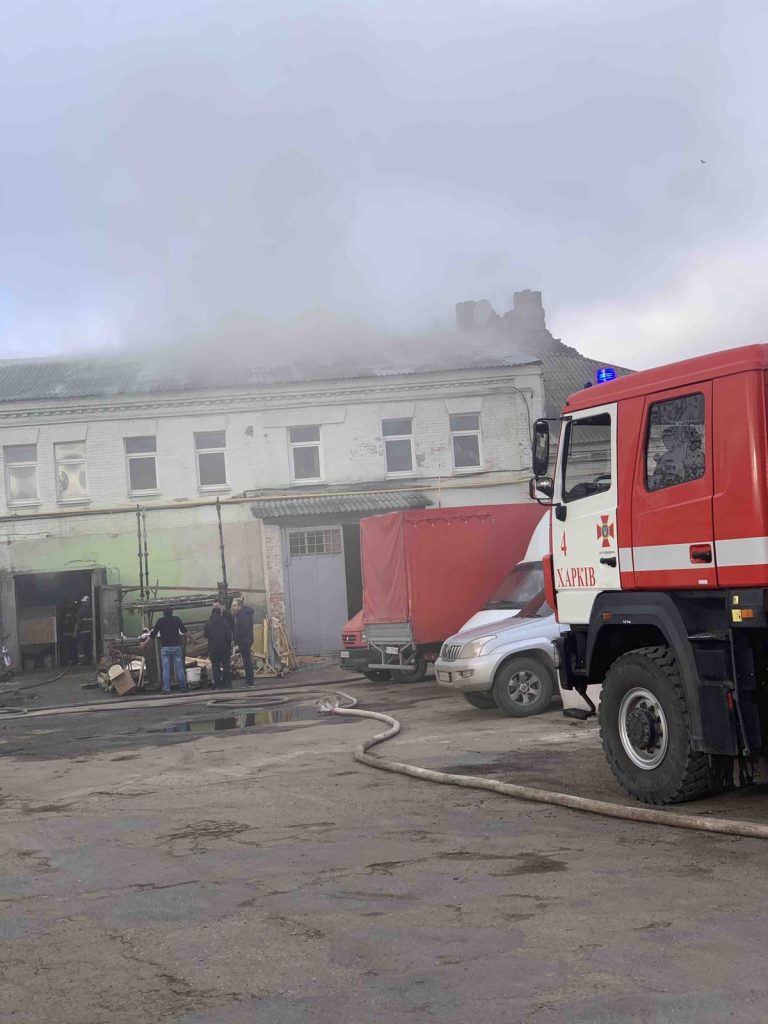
xmin=435 ymin=593 xmax=568 ymax=717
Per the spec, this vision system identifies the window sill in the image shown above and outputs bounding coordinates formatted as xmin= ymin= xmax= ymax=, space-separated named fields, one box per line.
xmin=7 ymin=500 xmax=41 ymax=509
xmin=57 ymin=498 xmax=92 ymax=506
xmin=385 ymin=471 xmax=416 ymax=479
xmin=197 ymin=485 xmax=230 ymax=493
xmin=452 ymin=466 xmax=484 ymax=474
xmin=290 ymin=479 xmax=324 ymax=486
xmin=129 ymin=490 xmax=161 ymax=498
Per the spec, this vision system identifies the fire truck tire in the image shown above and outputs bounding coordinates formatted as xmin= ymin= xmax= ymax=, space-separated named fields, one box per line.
xmin=492 ymin=657 xmax=555 ymax=717
xmin=463 ymin=691 xmax=498 ymax=710
xmin=364 ymin=670 xmax=392 ymax=683
xmin=599 ymin=646 xmax=710 ymax=805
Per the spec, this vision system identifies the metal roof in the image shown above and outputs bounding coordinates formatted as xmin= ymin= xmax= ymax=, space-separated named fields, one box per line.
xmin=538 ymin=352 xmax=633 ymax=418
xmin=0 ymin=344 xmax=539 ymax=404
xmin=250 ymin=489 xmax=432 ymax=519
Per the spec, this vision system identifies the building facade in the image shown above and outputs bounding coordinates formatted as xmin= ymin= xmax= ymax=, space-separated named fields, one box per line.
xmin=0 ymin=353 xmax=544 ymax=662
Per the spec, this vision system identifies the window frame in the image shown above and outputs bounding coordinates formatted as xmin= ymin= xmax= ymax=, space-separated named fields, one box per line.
xmin=561 ymin=411 xmax=613 ymax=504
xmin=288 ymin=425 xmax=324 ymax=483
xmin=3 ymin=444 xmax=39 ymax=507
xmin=54 ymin=440 xmax=89 ymax=504
xmin=644 ymin=391 xmax=706 ymax=493
xmin=449 ymin=412 xmax=483 ymax=472
xmin=382 ymin=417 xmax=415 ymax=477
xmin=288 ymin=528 xmax=343 ymax=557
xmin=194 ymin=430 xmax=229 ymax=492
xmin=124 ymin=435 xmax=160 ymax=496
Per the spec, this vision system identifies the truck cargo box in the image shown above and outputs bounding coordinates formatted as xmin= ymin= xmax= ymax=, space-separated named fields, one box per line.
xmin=361 ymin=504 xmax=543 ymax=646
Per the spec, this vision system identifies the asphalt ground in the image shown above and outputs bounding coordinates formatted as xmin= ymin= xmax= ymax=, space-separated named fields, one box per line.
xmin=3 ymin=676 xmax=768 ymax=1023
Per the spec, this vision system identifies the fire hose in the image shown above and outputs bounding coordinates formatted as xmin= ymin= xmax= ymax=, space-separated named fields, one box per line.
xmin=317 ymin=693 xmax=768 ymax=842
xmin=4 ymin=683 xmax=768 ymax=840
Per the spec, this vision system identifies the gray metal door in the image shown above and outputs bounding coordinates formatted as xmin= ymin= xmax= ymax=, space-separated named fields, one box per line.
xmin=285 ymin=527 xmax=348 ymax=655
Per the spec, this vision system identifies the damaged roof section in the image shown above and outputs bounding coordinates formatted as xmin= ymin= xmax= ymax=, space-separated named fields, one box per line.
xmin=0 ymin=292 xmax=628 ymax=407
xmin=0 ymin=338 xmax=539 ymax=404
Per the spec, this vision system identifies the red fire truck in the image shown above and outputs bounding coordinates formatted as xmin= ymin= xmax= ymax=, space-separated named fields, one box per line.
xmin=531 ymin=344 xmax=768 ymax=804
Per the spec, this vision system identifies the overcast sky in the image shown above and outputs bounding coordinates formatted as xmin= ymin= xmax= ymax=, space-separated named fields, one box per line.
xmin=1 ymin=0 xmax=766 ymax=369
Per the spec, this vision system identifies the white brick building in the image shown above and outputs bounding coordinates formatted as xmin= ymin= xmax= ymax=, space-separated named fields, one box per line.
xmin=0 ymin=348 xmax=544 ymax=661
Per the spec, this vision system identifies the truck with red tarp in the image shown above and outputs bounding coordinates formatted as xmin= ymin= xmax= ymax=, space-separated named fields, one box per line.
xmin=361 ymin=504 xmax=543 ymax=680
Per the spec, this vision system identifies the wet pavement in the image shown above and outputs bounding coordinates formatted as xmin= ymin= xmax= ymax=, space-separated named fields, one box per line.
xmin=3 ymin=678 xmax=768 ymax=1022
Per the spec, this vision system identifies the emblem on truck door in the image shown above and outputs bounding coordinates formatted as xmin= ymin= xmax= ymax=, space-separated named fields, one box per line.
xmin=597 ymin=515 xmax=615 ymax=548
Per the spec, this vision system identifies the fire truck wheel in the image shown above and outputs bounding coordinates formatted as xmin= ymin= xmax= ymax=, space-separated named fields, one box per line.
xmin=399 ymin=654 xmax=429 ymax=683
xmin=599 ymin=646 xmax=710 ymax=805
xmin=463 ymin=691 xmax=498 ymax=710
xmin=363 ymin=670 xmax=392 ymax=683
xmin=492 ymin=657 xmax=555 ymax=717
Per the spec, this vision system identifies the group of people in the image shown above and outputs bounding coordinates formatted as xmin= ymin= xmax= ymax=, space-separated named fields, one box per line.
xmin=149 ymin=598 xmax=255 ymax=694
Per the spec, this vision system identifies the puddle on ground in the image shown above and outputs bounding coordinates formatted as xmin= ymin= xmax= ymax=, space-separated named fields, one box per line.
xmin=150 ymin=704 xmax=342 ymax=735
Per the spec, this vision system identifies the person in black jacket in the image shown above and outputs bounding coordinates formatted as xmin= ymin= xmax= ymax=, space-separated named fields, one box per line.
xmin=149 ymin=607 xmax=188 ymax=694
xmin=204 ymin=606 xmax=232 ymax=689
xmin=231 ymin=599 xmax=255 ymax=686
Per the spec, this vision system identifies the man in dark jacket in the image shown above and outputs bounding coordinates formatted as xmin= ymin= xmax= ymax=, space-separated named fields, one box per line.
xmin=213 ymin=599 xmax=235 ymax=634
xmin=149 ymin=607 xmax=188 ymax=694
xmin=204 ymin=606 xmax=232 ymax=689
xmin=231 ymin=599 xmax=255 ymax=686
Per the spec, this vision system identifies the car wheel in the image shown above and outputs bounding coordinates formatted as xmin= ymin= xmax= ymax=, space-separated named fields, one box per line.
xmin=599 ymin=646 xmax=710 ymax=804
xmin=364 ymin=670 xmax=392 ymax=682
xmin=492 ymin=657 xmax=555 ymax=717
xmin=463 ymin=691 xmax=497 ymax=710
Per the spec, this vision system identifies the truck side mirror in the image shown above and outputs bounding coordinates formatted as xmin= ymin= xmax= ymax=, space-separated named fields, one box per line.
xmin=532 ymin=419 xmax=550 ymax=477
xmin=529 ymin=476 xmax=554 ymax=502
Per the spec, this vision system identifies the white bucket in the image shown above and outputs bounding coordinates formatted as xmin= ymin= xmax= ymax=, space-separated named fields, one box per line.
xmin=186 ymin=666 xmax=201 ymax=684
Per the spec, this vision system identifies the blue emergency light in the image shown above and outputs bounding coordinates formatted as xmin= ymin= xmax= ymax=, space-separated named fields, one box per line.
xmin=595 ymin=366 xmax=617 ymax=384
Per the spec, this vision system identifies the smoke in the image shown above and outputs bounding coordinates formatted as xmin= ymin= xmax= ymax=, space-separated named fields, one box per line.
xmin=1 ymin=0 xmax=767 ymax=366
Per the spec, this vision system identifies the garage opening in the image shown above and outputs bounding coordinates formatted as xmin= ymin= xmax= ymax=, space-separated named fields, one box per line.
xmin=13 ymin=569 xmax=102 ymax=669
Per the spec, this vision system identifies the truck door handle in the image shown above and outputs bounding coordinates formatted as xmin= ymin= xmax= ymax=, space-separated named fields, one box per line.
xmin=600 ymin=555 xmax=617 ymax=567
xmin=689 ymin=544 xmax=713 ymax=564
xmin=555 ymin=504 xmax=567 ymax=522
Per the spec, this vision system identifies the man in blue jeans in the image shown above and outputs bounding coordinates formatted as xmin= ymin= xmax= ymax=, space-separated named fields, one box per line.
xmin=150 ymin=607 xmax=188 ymax=694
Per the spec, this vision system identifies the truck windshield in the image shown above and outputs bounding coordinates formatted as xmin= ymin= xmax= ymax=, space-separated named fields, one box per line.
xmin=485 ymin=562 xmax=544 ymax=610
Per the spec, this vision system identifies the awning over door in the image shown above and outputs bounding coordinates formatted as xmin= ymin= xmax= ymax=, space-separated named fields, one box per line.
xmin=250 ymin=488 xmax=431 ymax=521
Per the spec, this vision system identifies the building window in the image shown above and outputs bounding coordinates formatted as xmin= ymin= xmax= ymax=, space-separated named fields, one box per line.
xmin=289 ymin=426 xmax=322 ymax=481
xmin=382 ymin=418 xmax=414 ymax=474
xmin=450 ymin=413 xmax=482 ymax=470
xmin=289 ymin=528 xmax=342 ymax=556
xmin=125 ymin=436 xmax=158 ymax=493
xmin=55 ymin=441 xmax=88 ymax=502
xmin=195 ymin=430 xmax=228 ymax=489
xmin=4 ymin=444 xmax=38 ymax=505
xmin=646 ymin=393 xmax=705 ymax=492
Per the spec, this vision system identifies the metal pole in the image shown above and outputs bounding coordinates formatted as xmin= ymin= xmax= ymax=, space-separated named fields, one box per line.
xmin=216 ymin=497 xmax=229 ymax=601
xmin=136 ymin=506 xmax=145 ymax=600
xmin=141 ymin=510 xmax=150 ymax=603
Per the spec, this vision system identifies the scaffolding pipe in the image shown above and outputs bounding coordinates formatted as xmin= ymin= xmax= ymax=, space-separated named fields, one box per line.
xmin=216 ymin=498 xmax=229 ymax=602
xmin=141 ymin=510 xmax=150 ymax=603
xmin=135 ymin=506 xmax=145 ymax=601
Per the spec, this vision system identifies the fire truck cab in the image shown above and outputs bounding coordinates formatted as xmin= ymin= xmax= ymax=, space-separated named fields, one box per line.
xmin=531 ymin=344 xmax=768 ymax=804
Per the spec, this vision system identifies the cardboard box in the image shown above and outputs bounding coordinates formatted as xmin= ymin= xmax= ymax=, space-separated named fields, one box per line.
xmin=108 ymin=665 xmax=136 ymax=697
